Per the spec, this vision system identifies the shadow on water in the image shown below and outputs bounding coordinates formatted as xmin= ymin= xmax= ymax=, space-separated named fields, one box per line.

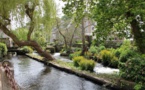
xmin=7 ymin=55 xmax=110 ymax=90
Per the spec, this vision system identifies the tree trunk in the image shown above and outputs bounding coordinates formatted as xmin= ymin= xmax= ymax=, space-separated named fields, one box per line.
xmin=130 ymin=19 xmax=145 ymax=53
xmin=69 ymin=27 xmax=77 ymax=52
xmin=56 ymin=19 xmax=68 ymax=50
xmin=81 ymin=18 xmax=87 ymax=55
xmin=0 ymin=24 xmax=55 ymax=60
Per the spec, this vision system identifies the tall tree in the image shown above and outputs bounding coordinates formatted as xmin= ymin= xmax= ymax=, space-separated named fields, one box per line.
xmin=55 ymin=16 xmax=79 ymax=52
xmin=62 ymin=0 xmax=92 ymax=55
xmin=0 ymin=0 xmax=56 ymax=60
xmin=92 ymin=0 xmax=145 ymax=53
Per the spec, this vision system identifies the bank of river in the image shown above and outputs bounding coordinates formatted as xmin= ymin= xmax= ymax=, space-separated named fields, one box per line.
xmin=26 ymin=53 xmax=135 ymax=90
xmin=53 ymin=53 xmax=119 ymax=74
xmin=7 ymin=55 xmax=110 ymax=90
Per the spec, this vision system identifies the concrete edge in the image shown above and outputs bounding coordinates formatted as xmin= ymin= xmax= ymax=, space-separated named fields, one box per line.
xmin=25 ymin=54 xmax=135 ymax=90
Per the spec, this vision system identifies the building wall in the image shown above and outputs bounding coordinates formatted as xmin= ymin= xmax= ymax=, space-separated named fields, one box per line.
xmin=84 ymin=18 xmax=95 ymax=36
xmin=0 ymin=30 xmax=12 ymax=47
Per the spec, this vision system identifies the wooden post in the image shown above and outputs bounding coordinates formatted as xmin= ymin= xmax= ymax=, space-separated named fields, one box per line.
xmin=0 ymin=61 xmax=17 ymax=90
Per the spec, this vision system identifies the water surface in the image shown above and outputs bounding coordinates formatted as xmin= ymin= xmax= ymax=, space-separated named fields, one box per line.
xmin=8 ymin=56 xmax=109 ymax=90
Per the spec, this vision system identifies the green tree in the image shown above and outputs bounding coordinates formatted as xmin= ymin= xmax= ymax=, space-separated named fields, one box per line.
xmin=55 ymin=16 xmax=79 ymax=53
xmin=0 ymin=0 xmax=56 ymax=60
xmin=92 ymin=0 xmax=145 ymax=53
xmin=62 ymin=0 xmax=93 ymax=55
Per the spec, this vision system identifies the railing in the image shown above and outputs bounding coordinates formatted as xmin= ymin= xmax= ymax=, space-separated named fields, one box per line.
xmin=0 ymin=61 xmax=19 ymax=90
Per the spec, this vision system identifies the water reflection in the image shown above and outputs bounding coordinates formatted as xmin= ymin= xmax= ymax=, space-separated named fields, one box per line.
xmin=8 ymin=55 xmax=110 ymax=90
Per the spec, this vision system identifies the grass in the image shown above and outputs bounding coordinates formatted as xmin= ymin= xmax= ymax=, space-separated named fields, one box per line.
xmin=26 ymin=53 xmax=135 ymax=89
xmin=26 ymin=53 xmax=44 ymax=61
xmin=51 ymin=60 xmax=135 ymax=89
xmin=51 ymin=60 xmax=120 ymax=83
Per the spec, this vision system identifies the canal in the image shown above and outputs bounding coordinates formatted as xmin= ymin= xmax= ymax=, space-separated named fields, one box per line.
xmin=7 ymin=55 xmax=110 ymax=90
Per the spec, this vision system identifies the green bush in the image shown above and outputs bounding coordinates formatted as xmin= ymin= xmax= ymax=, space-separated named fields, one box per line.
xmin=98 ymin=45 xmax=106 ymax=52
xmin=0 ymin=42 xmax=7 ymax=56
xmin=89 ymin=46 xmax=98 ymax=54
xmin=74 ymin=47 xmax=81 ymax=52
xmin=99 ymin=50 xmax=113 ymax=66
xmin=84 ymin=51 xmax=93 ymax=59
xmin=110 ymin=56 xmax=119 ymax=68
xmin=21 ymin=46 xmax=33 ymax=53
xmin=69 ymin=51 xmax=81 ymax=59
xmin=72 ymin=56 xmax=96 ymax=71
xmin=73 ymin=56 xmax=85 ymax=67
xmin=134 ymin=83 xmax=145 ymax=90
xmin=99 ymin=49 xmax=119 ymax=68
xmin=119 ymin=49 xmax=137 ymax=62
xmin=79 ymin=59 xmax=95 ymax=71
xmin=119 ymin=55 xmax=145 ymax=83
xmin=114 ymin=49 xmax=121 ymax=58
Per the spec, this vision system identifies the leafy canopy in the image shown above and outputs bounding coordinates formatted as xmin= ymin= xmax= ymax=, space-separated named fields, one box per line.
xmin=91 ymin=0 xmax=145 ymax=41
xmin=0 ymin=0 xmax=56 ymax=40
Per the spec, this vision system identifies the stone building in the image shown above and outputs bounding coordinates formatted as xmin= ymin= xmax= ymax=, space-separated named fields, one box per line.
xmin=0 ymin=30 xmax=12 ymax=47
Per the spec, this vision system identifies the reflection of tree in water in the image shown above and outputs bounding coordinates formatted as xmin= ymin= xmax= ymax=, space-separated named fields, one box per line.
xmin=41 ymin=67 xmax=51 ymax=75
xmin=18 ymin=56 xmax=30 ymax=67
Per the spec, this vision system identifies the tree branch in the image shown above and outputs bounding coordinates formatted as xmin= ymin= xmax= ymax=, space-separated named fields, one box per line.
xmin=56 ymin=19 xmax=68 ymax=49
xmin=25 ymin=3 xmax=35 ymax=41
xmin=0 ymin=23 xmax=55 ymax=60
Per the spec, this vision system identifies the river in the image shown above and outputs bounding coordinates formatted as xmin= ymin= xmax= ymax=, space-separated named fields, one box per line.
xmin=7 ymin=55 xmax=109 ymax=90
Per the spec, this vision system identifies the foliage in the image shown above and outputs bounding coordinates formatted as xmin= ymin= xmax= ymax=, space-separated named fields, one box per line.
xmin=119 ymin=49 xmax=137 ymax=62
xmin=119 ymin=40 xmax=132 ymax=51
xmin=92 ymin=0 xmax=145 ymax=53
xmin=0 ymin=0 xmax=56 ymax=35
xmin=119 ymin=55 xmax=145 ymax=83
xmin=0 ymin=42 xmax=7 ymax=56
xmin=99 ymin=49 xmax=119 ymax=68
xmin=79 ymin=59 xmax=95 ymax=71
xmin=73 ymin=56 xmax=85 ymax=67
xmin=72 ymin=56 xmax=95 ymax=71
xmin=110 ymin=56 xmax=119 ymax=68
xmin=98 ymin=45 xmax=106 ymax=52
xmin=32 ymin=31 xmax=47 ymax=47
xmin=69 ymin=51 xmax=81 ymax=59
xmin=62 ymin=0 xmax=92 ymax=22
xmin=74 ymin=47 xmax=81 ymax=52
xmin=12 ymin=28 xmax=28 ymax=41
xmin=21 ymin=46 xmax=33 ymax=53
xmin=84 ymin=51 xmax=93 ymax=59
xmin=118 ymin=40 xmax=138 ymax=62
xmin=99 ymin=50 xmax=113 ymax=66
xmin=114 ymin=49 xmax=121 ymax=58
xmin=134 ymin=83 xmax=145 ymax=90
xmin=89 ymin=46 xmax=98 ymax=54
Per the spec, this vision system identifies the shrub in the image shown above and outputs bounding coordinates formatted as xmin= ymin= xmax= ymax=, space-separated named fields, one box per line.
xmin=79 ymin=59 xmax=95 ymax=71
xmin=110 ymin=56 xmax=119 ymax=68
xmin=73 ymin=56 xmax=85 ymax=67
xmin=99 ymin=50 xmax=113 ymax=66
xmin=134 ymin=83 xmax=145 ymax=90
xmin=72 ymin=56 xmax=96 ymax=71
xmin=89 ymin=46 xmax=97 ymax=54
xmin=119 ymin=55 xmax=145 ymax=83
xmin=119 ymin=49 xmax=137 ymax=62
xmin=98 ymin=45 xmax=106 ymax=52
xmin=0 ymin=42 xmax=7 ymax=56
xmin=99 ymin=49 xmax=119 ymax=68
xmin=114 ymin=49 xmax=121 ymax=58
xmin=69 ymin=51 xmax=81 ymax=59
xmin=74 ymin=47 xmax=81 ymax=52
xmin=21 ymin=46 xmax=33 ymax=53
xmin=84 ymin=51 xmax=93 ymax=59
